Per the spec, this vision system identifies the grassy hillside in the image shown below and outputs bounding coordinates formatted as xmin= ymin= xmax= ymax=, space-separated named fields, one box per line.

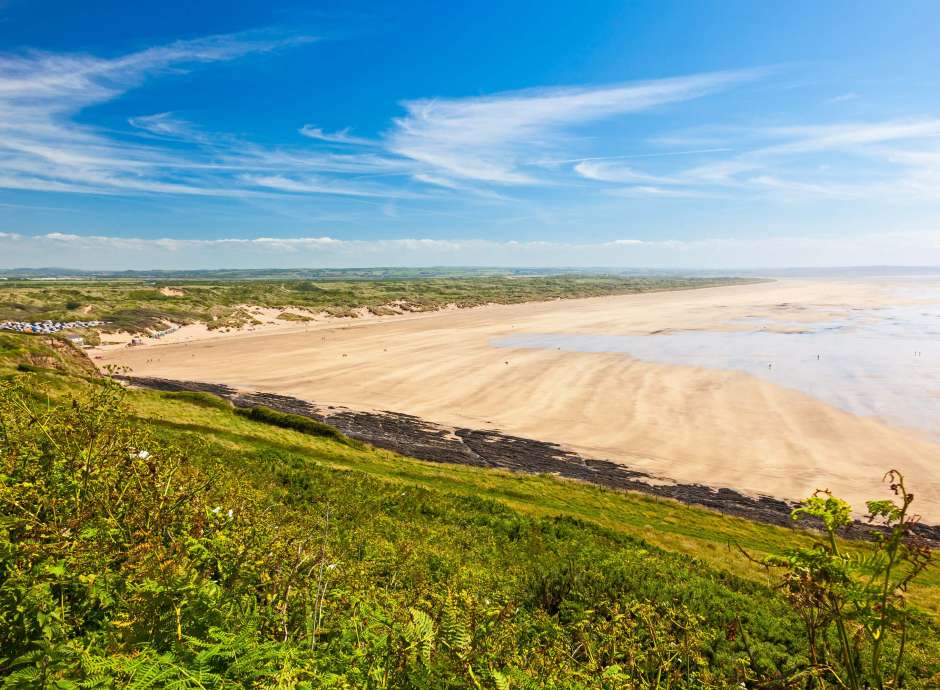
xmin=0 ymin=275 xmax=752 ymax=333
xmin=0 ymin=332 xmax=97 ymax=377
xmin=1 ymin=334 xmax=937 ymax=688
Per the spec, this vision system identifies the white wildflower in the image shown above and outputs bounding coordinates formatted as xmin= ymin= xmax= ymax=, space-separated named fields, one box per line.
xmin=212 ymin=506 xmax=221 ymax=514
xmin=327 ymin=563 xmax=338 ymax=571
xmin=227 ymin=509 xmax=233 ymax=518
xmin=136 ymin=450 xmax=150 ymax=460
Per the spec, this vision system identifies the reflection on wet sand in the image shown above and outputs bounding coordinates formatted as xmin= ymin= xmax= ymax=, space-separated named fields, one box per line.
xmin=493 ymin=303 xmax=940 ymax=437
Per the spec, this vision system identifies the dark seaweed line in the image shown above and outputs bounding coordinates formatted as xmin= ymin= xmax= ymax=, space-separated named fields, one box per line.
xmin=117 ymin=375 xmax=940 ymax=544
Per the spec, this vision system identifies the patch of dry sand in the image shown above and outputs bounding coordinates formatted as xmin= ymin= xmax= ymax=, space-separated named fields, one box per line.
xmin=94 ymin=279 xmax=940 ymax=521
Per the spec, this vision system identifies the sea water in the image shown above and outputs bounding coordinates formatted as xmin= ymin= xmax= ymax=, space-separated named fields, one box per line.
xmin=491 ymin=303 xmax=940 ymax=437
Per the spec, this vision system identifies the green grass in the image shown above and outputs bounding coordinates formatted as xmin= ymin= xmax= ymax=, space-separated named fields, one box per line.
xmin=234 ymin=404 xmax=363 ymax=447
xmin=160 ymin=389 xmax=234 ymax=410
xmin=132 ymin=382 xmax=940 ymax=617
xmin=1 ymin=333 xmax=937 ymax=688
xmin=276 ymin=311 xmax=314 ymax=322
xmin=0 ymin=332 xmax=97 ymax=376
xmin=0 ymin=274 xmax=756 ymax=333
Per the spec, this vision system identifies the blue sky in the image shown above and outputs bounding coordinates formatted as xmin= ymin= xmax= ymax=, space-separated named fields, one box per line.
xmin=2 ymin=0 xmax=940 ymax=268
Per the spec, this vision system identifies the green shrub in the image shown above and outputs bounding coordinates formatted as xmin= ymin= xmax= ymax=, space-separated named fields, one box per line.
xmin=234 ymin=405 xmax=360 ymax=447
xmin=161 ymin=389 xmax=233 ymax=410
xmin=126 ymin=289 xmax=169 ymax=301
xmin=277 ymin=311 xmax=314 ymax=322
xmin=0 ymin=334 xmax=22 ymax=354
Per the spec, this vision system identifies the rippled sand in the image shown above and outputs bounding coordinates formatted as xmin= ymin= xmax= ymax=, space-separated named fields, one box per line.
xmin=95 ymin=279 xmax=940 ymax=521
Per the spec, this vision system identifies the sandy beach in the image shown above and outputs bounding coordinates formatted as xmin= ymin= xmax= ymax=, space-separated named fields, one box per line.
xmin=95 ymin=278 xmax=940 ymax=521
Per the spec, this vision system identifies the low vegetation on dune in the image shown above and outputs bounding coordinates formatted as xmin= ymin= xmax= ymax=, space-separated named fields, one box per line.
xmin=0 ymin=333 xmax=97 ymax=378
xmin=0 ymin=334 xmax=937 ymax=688
xmin=0 ymin=274 xmax=753 ymax=334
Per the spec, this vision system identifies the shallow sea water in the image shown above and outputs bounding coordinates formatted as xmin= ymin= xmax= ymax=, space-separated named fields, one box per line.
xmin=491 ymin=303 xmax=940 ymax=437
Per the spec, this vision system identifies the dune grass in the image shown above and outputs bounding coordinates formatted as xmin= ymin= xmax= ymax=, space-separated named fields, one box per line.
xmin=0 ymin=275 xmax=753 ymax=334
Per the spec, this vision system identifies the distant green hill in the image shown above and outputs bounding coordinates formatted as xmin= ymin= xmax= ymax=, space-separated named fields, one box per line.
xmin=1 ymin=334 xmax=937 ymax=688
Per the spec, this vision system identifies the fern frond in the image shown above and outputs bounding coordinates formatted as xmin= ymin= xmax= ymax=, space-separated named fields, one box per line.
xmin=405 ymin=608 xmax=435 ymax=667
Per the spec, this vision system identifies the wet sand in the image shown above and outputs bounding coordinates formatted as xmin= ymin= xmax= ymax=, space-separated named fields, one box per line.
xmin=94 ymin=279 xmax=940 ymax=521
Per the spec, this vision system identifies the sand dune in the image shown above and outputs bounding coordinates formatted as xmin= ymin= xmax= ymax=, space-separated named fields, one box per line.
xmin=95 ymin=279 xmax=940 ymax=521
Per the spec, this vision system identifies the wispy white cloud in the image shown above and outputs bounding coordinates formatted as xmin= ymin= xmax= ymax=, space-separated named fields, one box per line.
xmin=537 ymin=148 xmax=734 ymax=167
xmin=758 ymin=119 xmax=940 ymax=155
xmin=4 ymin=28 xmax=940 ymax=241
xmin=574 ymin=160 xmax=679 ymax=185
xmin=386 ymin=69 xmax=762 ymax=184
xmin=606 ymin=185 xmax=718 ymax=199
xmin=589 ymin=119 xmax=940 ymax=202
xmin=0 ymin=32 xmax=426 ymax=200
xmin=411 ymin=173 xmax=463 ymax=189
xmin=827 ymin=92 xmax=860 ymax=104
xmin=383 ymin=69 xmax=940 ymax=206
xmin=243 ymin=174 xmax=426 ymax=199
xmin=746 ymin=175 xmax=860 ymax=199
xmin=299 ymin=124 xmax=375 ymax=146
xmin=127 ymin=112 xmax=210 ymax=142
xmin=410 ymin=172 xmax=512 ymax=201
xmin=0 ymin=33 xmax=291 ymax=196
